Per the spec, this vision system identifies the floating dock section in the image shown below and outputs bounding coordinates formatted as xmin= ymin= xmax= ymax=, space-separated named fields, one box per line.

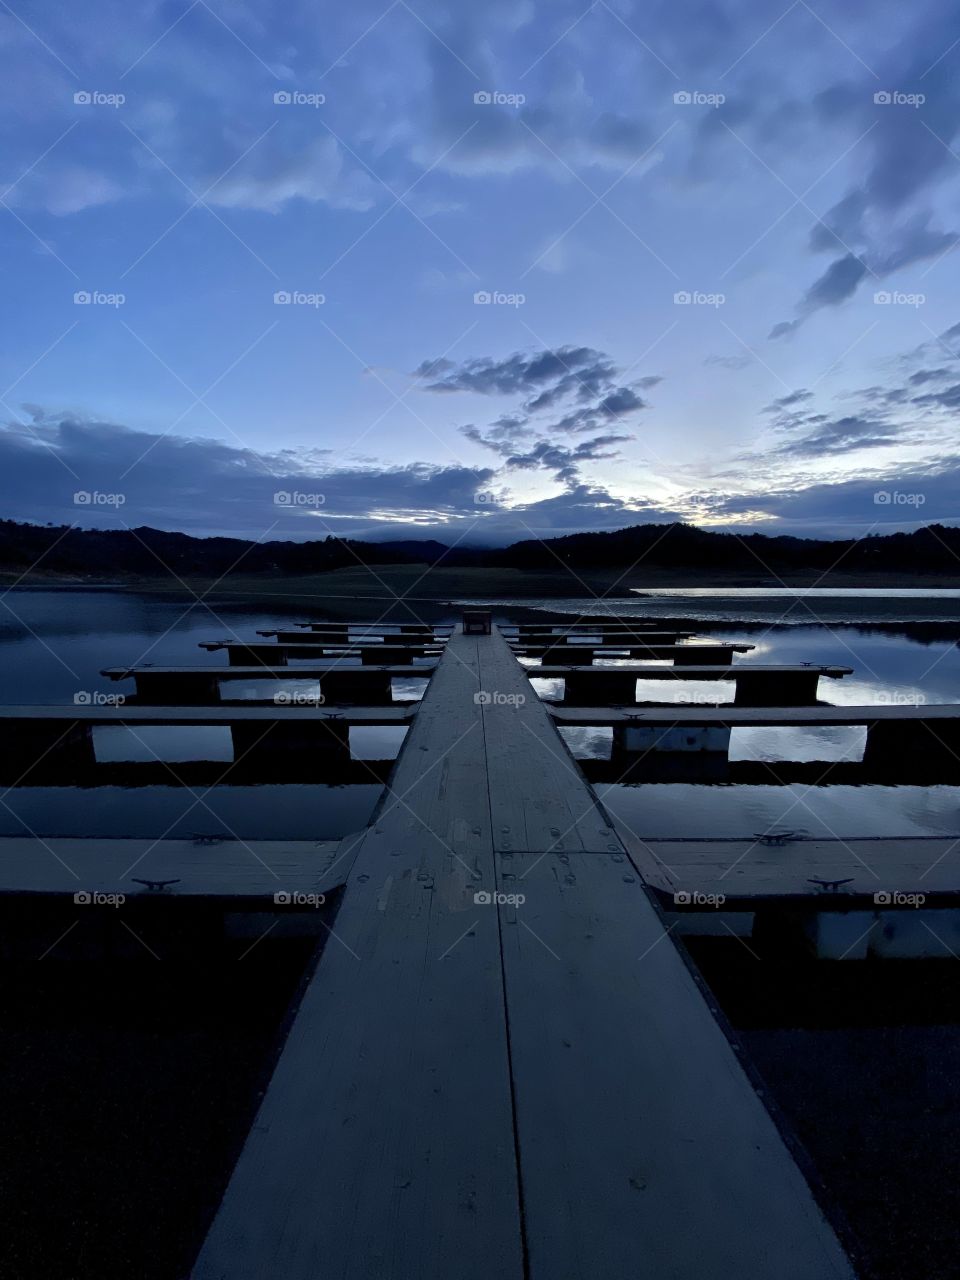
xmin=190 ymin=624 xmax=855 ymax=1279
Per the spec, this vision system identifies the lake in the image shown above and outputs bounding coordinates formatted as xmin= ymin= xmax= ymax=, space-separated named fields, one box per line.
xmin=1 ymin=586 xmax=958 ymax=842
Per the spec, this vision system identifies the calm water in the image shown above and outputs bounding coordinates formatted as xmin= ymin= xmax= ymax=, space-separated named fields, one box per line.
xmin=0 ymin=590 xmax=444 ymax=839
xmin=1 ymin=587 xmax=959 ymax=841
xmin=504 ymin=590 xmax=960 ymax=841
xmin=472 ymin=587 xmax=960 ymax=625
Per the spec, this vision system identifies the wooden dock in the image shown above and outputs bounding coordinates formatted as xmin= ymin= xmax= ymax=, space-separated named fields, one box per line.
xmin=102 ymin=663 xmax=434 ymax=703
xmin=527 ymin=662 xmax=852 ymax=705
xmin=191 ymin=625 xmax=855 ymax=1279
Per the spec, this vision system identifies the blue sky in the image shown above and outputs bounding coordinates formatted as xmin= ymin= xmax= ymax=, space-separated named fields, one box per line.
xmin=2 ymin=0 xmax=960 ymax=544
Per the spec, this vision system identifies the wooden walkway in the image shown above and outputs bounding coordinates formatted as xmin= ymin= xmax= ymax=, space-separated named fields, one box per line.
xmin=192 ymin=627 xmax=854 ymax=1279
xmin=0 ymin=836 xmax=356 ymax=898
xmin=620 ymin=833 xmax=960 ymax=904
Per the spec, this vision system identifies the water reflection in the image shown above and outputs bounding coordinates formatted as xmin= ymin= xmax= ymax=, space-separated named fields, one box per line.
xmin=3 ymin=588 xmax=959 ymax=844
xmin=0 ymin=591 xmax=429 ymax=839
xmin=0 ymin=783 xmax=384 ymax=839
xmin=598 ymin=782 xmax=960 ymax=842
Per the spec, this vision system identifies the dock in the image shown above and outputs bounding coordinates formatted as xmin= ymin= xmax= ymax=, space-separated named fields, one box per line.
xmin=188 ymin=623 xmax=855 ymax=1279
xmin=19 ymin=610 xmax=960 ymax=1273
xmin=528 ymin=662 xmax=852 ymax=704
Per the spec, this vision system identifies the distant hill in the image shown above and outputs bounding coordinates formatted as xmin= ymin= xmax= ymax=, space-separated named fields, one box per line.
xmin=1 ymin=518 xmax=959 ymax=581
xmin=501 ymin=522 xmax=960 ymax=575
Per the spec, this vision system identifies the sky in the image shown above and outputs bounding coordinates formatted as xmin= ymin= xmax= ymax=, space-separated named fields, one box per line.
xmin=2 ymin=0 xmax=960 ymax=546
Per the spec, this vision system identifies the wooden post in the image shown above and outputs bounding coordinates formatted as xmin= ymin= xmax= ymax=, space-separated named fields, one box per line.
xmin=359 ymin=646 xmax=415 ymax=665
xmin=613 ymin=723 xmax=732 ymax=757
xmin=230 ymin=718 xmax=351 ymax=763
xmin=7 ymin=720 xmax=97 ymax=779
xmin=134 ymin=672 xmax=223 ymax=704
xmin=564 ymin=671 xmax=637 ymax=705
xmin=734 ymin=670 xmax=820 ymax=706
xmin=864 ymin=719 xmax=960 ymax=768
xmin=228 ymin=644 xmax=287 ymax=667
xmin=321 ymin=672 xmax=393 ymax=704
xmin=673 ymin=646 xmax=731 ymax=665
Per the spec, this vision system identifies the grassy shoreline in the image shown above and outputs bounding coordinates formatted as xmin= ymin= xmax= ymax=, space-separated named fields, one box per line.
xmin=5 ymin=562 xmax=960 ymax=605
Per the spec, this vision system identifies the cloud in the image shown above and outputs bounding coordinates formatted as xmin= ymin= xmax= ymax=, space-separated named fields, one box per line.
xmin=203 ymin=135 xmax=379 ymax=213
xmin=504 ymin=433 xmax=633 ymax=483
xmin=417 ymin=346 xmax=616 ymax=398
xmin=0 ymin=411 xmax=497 ymax=537
xmin=767 ymin=7 xmax=960 ymax=331
xmin=769 ymin=253 xmax=869 ymax=338
xmin=772 ymin=413 xmax=901 ymax=458
xmin=418 ymin=343 xmax=656 ymax=486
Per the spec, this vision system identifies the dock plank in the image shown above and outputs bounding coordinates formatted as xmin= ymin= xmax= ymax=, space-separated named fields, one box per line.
xmin=0 ymin=704 xmax=415 ymax=725
xmin=497 ymin=852 xmax=854 ymax=1279
xmin=618 ymin=835 xmax=960 ymax=902
xmin=478 ymin=634 xmax=617 ymax=855
xmin=192 ymin=630 xmax=524 ymax=1280
xmin=0 ymin=837 xmax=355 ymax=898
xmin=552 ymin=703 xmax=960 ymax=725
xmin=527 ymin=663 xmax=851 ymax=678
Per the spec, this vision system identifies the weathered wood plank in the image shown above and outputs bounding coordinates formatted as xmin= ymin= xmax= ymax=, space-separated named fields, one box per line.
xmin=619 ymin=834 xmax=960 ymax=901
xmin=478 ymin=633 xmax=616 ymax=855
xmin=0 ymin=705 xmax=414 ymax=725
xmin=497 ymin=851 xmax=855 ymax=1279
xmin=0 ymin=836 xmax=355 ymax=898
xmin=102 ymin=664 xmax=435 ymax=679
xmin=552 ymin=703 xmax=960 ymax=725
xmin=191 ymin=629 xmax=524 ymax=1280
xmin=527 ymin=664 xmax=851 ymax=678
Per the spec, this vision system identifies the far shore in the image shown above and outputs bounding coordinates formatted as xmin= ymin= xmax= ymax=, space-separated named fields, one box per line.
xmin=4 ymin=564 xmax=960 ymax=629
xmin=5 ymin=563 xmax=960 ymax=598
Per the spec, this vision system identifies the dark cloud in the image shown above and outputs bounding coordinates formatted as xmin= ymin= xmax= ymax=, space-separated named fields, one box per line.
xmin=704 ymin=353 xmax=753 ymax=370
xmin=765 ymin=389 xmax=815 ymax=411
xmin=419 ymin=346 xmax=614 ymax=398
xmin=0 ymin=413 xmax=498 ymax=538
xmin=770 ymin=253 xmax=868 ymax=338
xmin=768 ymin=8 xmax=960 ymax=332
xmin=912 ymin=384 xmax=960 ymax=411
xmin=424 ymin=343 xmax=656 ymax=486
xmin=505 ymin=433 xmax=633 ymax=484
xmin=772 ymin=414 xmax=900 ymax=458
